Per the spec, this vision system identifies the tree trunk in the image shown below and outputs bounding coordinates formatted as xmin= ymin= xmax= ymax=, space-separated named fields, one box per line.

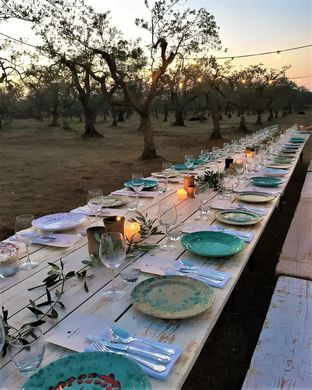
xmin=172 ymin=109 xmax=185 ymax=126
xmin=82 ymin=108 xmax=102 ymax=137
xmin=255 ymin=111 xmax=263 ymax=125
xmin=163 ymin=107 xmax=168 ymax=122
xmin=210 ymin=112 xmax=222 ymax=139
xmin=140 ymin=112 xmax=159 ymax=160
xmin=274 ymin=109 xmax=279 ymax=119
xmin=238 ymin=115 xmax=248 ymax=131
xmin=267 ymin=108 xmax=274 ymax=122
xmin=50 ymin=103 xmax=60 ymax=127
xmin=117 ymin=108 xmax=125 ymax=122
xmin=62 ymin=118 xmax=71 ymax=130
xmin=111 ymin=107 xmax=117 ymax=127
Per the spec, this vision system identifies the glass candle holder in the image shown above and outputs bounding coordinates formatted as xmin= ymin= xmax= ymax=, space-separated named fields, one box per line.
xmin=103 ymin=216 xmax=125 ymax=235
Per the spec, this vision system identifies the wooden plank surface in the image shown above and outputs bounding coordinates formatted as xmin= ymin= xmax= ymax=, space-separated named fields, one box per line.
xmin=276 ymin=256 xmax=312 ymax=280
xmin=242 ymin=276 xmax=312 ymax=389
xmin=308 ymin=160 xmax=312 ymax=172
xmin=0 ymin=129 xmax=309 ymax=390
xmin=300 ymin=172 xmax=312 ymax=200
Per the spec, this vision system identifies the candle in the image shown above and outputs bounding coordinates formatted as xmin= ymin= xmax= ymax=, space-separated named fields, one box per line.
xmin=124 ymin=221 xmax=141 ymax=243
xmin=177 ymin=188 xmax=188 ymax=200
xmin=245 ymin=151 xmax=254 ymax=158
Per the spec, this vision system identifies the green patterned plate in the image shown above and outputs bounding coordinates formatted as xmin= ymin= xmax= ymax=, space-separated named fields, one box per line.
xmin=236 ymin=191 xmax=275 ymax=203
xmin=181 ymin=231 xmax=245 ymax=257
xmin=249 ymin=176 xmax=283 ymax=187
xmin=215 ymin=209 xmax=263 ymax=226
xmin=23 ymin=352 xmax=151 ymax=390
xmin=131 ymin=276 xmax=214 ymax=319
xmin=91 ymin=196 xmax=128 ymax=207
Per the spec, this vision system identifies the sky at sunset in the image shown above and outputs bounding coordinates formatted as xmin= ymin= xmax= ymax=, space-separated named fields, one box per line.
xmin=1 ymin=0 xmax=312 ymax=89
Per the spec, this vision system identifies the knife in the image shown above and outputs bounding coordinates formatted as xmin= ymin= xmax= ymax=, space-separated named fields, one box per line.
xmin=179 ymin=268 xmax=225 ymax=281
xmin=96 ymin=337 xmax=171 ymax=364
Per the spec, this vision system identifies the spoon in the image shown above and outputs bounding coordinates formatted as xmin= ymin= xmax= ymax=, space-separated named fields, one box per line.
xmin=109 ymin=326 xmax=175 ymax=356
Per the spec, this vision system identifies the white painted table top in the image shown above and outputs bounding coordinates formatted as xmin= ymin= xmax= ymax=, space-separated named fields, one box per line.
xmin=0 ymin=133 xmax=308 ymax=390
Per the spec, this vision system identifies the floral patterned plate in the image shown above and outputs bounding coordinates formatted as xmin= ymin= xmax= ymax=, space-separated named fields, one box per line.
xmin=131 ymin=275 xmax=214 ymax=319
xmin=23 ymin=352 xmax=151 ymax=390
xmin=33 ymin=213 xmax=86 ymax=232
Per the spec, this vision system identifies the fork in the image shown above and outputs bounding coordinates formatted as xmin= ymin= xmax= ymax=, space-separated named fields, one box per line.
xmin=87 ymin=336 xmax=167 ymax=373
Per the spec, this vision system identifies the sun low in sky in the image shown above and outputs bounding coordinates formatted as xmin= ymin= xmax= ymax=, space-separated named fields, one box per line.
xmin=1 ymin=0 xmax=311 ymax=89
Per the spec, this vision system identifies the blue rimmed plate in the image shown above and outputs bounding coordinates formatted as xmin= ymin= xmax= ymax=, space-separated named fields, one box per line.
xmin=249 ymin=176 xmax=283 ymax=187
xmin=215 ymin=209 xmax=263 ymax=226
xmin=181 ymin=231 xmax=245 ymax=257
xmin=23 ymin=352 xmax=151 ymax=390
xmin=260 ymin=167 xmax=289 ymax=177
xmin=131 ymin=275 xmax=214 ymax=319
xmin=174 ymin=163 xmax=194 ymax=171
xmin=124 ymin=179 xmax=158 ymax=190
xmin=33 ymin=213 xmax=86 ymax=232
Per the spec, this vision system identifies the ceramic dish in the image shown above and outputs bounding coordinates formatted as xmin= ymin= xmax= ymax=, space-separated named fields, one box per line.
xmin=151 ymin=171 xmax=179 ymax=178
xmin=23 ymin=352 xmax=151 ymax=390
xmin=91 ymin=196 xmax=128 ymax=207
xmin=215 ymin=209 xmax=263 ymax=226
xmin=249 ymin=176 xmax=283 ymax=187
xmin=272 ymin=157 xmax=293 ymax=164
xmin=260 ymin=167 xmax=289 ymax=177
xmin=33 ymin=213 xmax=86 ymax=232
xmin=181 ymin=231 xmax=245 ymax=257
xmin=236 ymin=191 xmax=275 ymax=203
xmin=289 ymin=137 xmax=305 ymax=143
xmin=131 ymin=275 xmax=214 ymax=319
xmin=174 ymin=163 xmax=194 ymax=171
xmin=124 ymin=179 xmax=158 ymax=190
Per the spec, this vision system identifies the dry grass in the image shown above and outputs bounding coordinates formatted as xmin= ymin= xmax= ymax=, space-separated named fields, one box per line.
xmin=1 ymin=110 xmax=311 ymax=240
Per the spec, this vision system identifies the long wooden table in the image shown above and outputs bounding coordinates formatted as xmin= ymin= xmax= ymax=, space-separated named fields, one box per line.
xmin=0 ymin=131 xmax=309 ymax=389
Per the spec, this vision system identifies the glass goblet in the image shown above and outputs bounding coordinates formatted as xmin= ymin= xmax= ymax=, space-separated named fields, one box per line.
xmin=161 ymin=162 xmax=173 ymax=191
xmin=99 ymin=232 xmax=126 ymax=301
xmin=15 ymin=214 xmax=39 ymax=270
xmin=184 ymin=154 xmax=194 ymax=170
xmin=87 ymin=189 xmax=103 ymax=217
xmin=130 ymin=173 xmax=144 ymax=210
xmin=158 ymin=203 xmax=178 ymax=251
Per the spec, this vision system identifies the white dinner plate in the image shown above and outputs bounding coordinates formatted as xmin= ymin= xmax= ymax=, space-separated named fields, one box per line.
xmin=33 ymin=213 xmax=86 ymax=232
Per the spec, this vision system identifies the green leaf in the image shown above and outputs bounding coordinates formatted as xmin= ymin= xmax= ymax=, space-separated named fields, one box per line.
xmin=47 ymin=262 xmax=60 ymax=269
xmin=51 ymin=309 xmax=58 ymax=319
xmin=21 ymin=319 xmax=46 ymax=328
xmin=58 ymin=301 xmax=65 ymax=309
xmin=55 ymin=289 xmax=62 ymax=299
xmin=65 ymin=271 xmax=75 ymax=279
xmin=29 ymin=299 xmax=37 ymax=309
xmin=46 ymin=288 xmax=52 ymax=304
xmin=27 ymin=307 xmax=44 ymax=316
xmin=84 ymin=281 xmax=89 ymax=293
xmin=37 ymin=301 xmax=54 ymax=307
xmin=43 ymin=274 xmax=59 ymax=284
xmin=60 ymin=259 xmax=64 ymax=270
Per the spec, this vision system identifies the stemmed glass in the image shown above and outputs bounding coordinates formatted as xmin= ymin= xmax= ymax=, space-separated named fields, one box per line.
xmin=184 ymin=154 xmax=194 ymax=170
xmin=130 ymin=173 xmax=144 ymax=210
xmin=87 ymin=189 xmax=103 ymax=217
xmin=99 ymin=232 xmax=126 ymax=301
xmin=15 ymin=214 xmax=39 ymax=269
xmin=199 ymin=150 xmax=209 ymax=164
xmin=161 ymin=162 xmax=173 ymax=191
xmin=158 ymin=203 xmax=178 ymax=251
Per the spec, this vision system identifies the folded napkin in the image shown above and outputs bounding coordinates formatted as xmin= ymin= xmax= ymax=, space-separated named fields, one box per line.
xmin=8 ymin=232 xmax=82 ymax=247
xmin=182 ymin=223 xmax=254 ymax=243
xmin=85 ymin=327 xmax=182 ymax=380
xmin=165 ymin=262 xmax=231 ymax=289
xmin=70 ymin=205 xmax=127 ymax=217
xmin=111 ymin=188 xmax=160 ymax=198
xmin=234 ymin=204 xmax=268 ymax=216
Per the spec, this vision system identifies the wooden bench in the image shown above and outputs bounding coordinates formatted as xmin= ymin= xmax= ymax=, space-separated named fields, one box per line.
xmin=308 ymin=160 xmax=312 ymax=172
xmin=300 ymin=172 xmax=312 ymax=201
xmin=275 ymin=200 xmax=312 ymax=280
xmin=242 ymin=276 xmax=312 ymax=389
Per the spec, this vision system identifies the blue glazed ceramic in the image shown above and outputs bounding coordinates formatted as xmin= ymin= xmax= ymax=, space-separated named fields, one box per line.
xmin=124 ymin=179 xmax=158 ymax=189
xmin=23 ymin=352 xmax=151 ymax=390
xmin=249 ymin=176 xmax=283 ymax=187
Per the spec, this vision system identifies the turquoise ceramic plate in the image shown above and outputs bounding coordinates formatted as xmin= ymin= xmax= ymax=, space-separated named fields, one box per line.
xmin=290 ymin=137 xmax=305 ymax=143
xmin=181 ymin=231 xmax=245 ymax=257
xmin=193 ymin=159 xmax=204 ymax=165
xmin=131 ymin=275 xmax=214 ymax=319
xmin=236 ymin=191 xmax=275 ymax=203
xmin=174 ymin=163 xmax=194 ymax=171
xmin=124 ymin=179 xmax=158 ymax=189
xmin=215 ymin=209 xmax=263 ymax=226
xmin=23 ymin=352 xmax=151 ymax=390
xmin=249 ymin=176 xmax=283 ymax=187
xmin=272 ymin=157 xmax=293 ymax=164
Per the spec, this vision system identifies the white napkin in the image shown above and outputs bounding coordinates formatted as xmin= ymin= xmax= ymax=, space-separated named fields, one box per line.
xmin=70 ymin=205 xmax=127 ymax=217
xmin=111 ymin=188 xmax=160 ymax=198
xmin=8 ymin=232 xmax=82 ymax=247
xmin=165 ymin=259 xmax=231 ymax=288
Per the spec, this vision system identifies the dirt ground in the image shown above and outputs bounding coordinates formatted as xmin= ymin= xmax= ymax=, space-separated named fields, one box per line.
xmin=1 ymin=110 xmax=311 ymax=388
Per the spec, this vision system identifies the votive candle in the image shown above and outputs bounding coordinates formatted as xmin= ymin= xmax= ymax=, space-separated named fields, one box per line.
xmin=177 ymin=188 xmax=188 ymax=200
xmin=124 ymin=221 xmax=141 ymax=243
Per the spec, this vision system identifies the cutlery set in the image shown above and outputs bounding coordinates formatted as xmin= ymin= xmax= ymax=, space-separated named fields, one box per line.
xmin=87 ymin=326 xmax=175 ymax=373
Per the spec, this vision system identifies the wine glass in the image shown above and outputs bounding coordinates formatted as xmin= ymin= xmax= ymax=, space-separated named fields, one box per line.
xmin=130 ymin=173 xmax=144 ymax=210
xmin=158 ymin=203 xmax=178 ymax=251
xmin=15 ymin=214 xmax=39 ymax=269
xmin=199 ymin=150 xmax=209 ymax=164
xmin=184 ymin=154 xmax=194 ymax=170
xmin=99 ymin=232 xmax=126 ymax=301
xmin=87 ymin=189 xmax=103 ymax=217
xmin=161 ymin=162 xmax=173 ymax=191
